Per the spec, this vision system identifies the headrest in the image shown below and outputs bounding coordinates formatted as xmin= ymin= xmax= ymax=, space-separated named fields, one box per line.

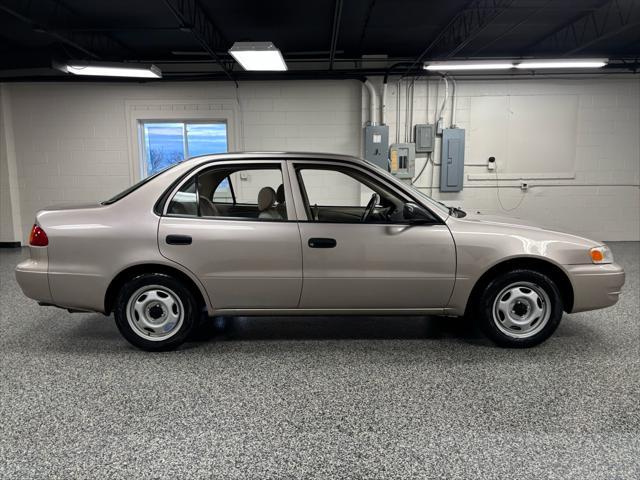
xmin=257 ymin=186 xmax=277 ymax=211
xmin=276 ymin=184 xmax=285 ymax=204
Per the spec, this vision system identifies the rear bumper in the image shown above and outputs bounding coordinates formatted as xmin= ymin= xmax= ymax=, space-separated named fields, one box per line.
xmin=15 ymin=247 xmax=52 ymax=304
xmin=566 ymin=263 xmax=625 ymax=313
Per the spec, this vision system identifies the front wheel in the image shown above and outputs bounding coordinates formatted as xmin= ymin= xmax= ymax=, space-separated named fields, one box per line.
xmin=114 ymin=273 xmax=198 ymax=351
xmin=475 ymin=269 xmax=564 ymax=348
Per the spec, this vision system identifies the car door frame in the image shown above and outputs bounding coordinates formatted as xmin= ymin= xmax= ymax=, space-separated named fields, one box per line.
xmin=285 ymin=158 xmax=457 ymax=313
xmin=158 ymin=158 xmax=305 ymax=312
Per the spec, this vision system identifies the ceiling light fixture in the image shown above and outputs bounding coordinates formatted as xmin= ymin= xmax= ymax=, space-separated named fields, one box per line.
xmin=423 ymin=58 xmax=609 ymax=72
xmin=424 ymin=60 xmax=514 ymax=71
xmin=64 ymin=61 xmax=162 ymax=78
xmin=515 ymin=58 xmax=608 ymax=69
xmin=228 ymin=42 xmax=287 ymax=71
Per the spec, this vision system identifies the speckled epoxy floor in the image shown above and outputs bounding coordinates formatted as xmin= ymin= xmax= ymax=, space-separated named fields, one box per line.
xmin=1 ymin=243 xmax=638 ymax=479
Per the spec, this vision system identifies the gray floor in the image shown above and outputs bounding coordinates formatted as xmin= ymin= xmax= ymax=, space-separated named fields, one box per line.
xmin=1 ymin=243 xmax=638 ymax=480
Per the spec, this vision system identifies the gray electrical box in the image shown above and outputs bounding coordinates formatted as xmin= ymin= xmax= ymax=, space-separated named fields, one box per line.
xmin=389 ymin=143 xmax=416 ymax=180
xmin=414 ymin=124 xmax=435 ymax=153
xmin=363 ymin=124 xmax=389 ymax=169
xmin=439 ymin=128 xmax=465 ymax=192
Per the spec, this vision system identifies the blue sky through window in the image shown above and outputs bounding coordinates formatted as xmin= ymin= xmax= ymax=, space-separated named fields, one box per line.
xmin=143 ymin=122 xmax=227 ymax=176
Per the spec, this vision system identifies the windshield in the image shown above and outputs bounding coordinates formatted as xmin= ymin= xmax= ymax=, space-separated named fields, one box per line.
xmin=102 ymin=163 xmax=182 ymax=205
xmin=364 ymin=159 xmax=450 ymax=216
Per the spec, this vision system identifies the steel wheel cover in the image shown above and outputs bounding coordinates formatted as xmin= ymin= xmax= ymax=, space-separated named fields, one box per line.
xmin=492 ymin=281 xmax=551 ymax=339
xmin=126 ymin=285 xmax=185 ymax=341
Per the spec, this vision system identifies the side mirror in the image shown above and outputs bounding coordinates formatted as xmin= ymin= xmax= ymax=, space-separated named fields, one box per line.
xmin=403 ymin=202 xmax=432 ymax=223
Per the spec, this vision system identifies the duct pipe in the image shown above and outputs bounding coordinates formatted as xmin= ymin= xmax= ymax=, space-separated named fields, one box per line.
xmin=363 ymin=79 xmax=378 ymax=125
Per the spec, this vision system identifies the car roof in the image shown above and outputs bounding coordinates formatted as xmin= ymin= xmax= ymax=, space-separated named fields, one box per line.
xmin=182 ymin=151 xmax=369 ymax=168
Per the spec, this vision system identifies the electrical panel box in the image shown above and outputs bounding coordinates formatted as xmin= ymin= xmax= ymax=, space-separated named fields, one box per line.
xmin=414 ymin=124 xmax=435 ymax=153
xmin=439 ymin=128 xmax=465 ymax=192
xmin=389 ymin=143 xmax=416 ymax=180
xmin=363 ymin=125 xmax=389 ymax=169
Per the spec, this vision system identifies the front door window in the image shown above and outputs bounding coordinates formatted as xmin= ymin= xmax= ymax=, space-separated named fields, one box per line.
xmin=296 ymin=166 xmax=435 ymax=223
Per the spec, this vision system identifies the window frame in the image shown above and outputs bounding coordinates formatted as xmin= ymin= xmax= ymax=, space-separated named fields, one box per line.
xmin=210 ymin=175 xmax=237 ymax=204
xmin=163 ymin=160 xmax=293 ymax=222
xmin=126 ymin=99 xmax=239 ymax=185
xmin=139 ymin=120 xmax=229 ymax=178
xmin=291 ymin=161 xmax=442 ymax=225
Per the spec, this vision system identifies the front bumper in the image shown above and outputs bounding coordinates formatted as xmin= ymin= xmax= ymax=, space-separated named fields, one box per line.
xmin=15 ymin=247 xmax=52 ymax=304
xmin=565 ymin=262 xmax=625 ymax=313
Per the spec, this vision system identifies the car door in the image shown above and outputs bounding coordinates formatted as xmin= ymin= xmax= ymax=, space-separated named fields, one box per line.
xmin=158 ymin=160 xmax=302 ymax=310
xmin=289 ymin=161 xmax=456 ymax=311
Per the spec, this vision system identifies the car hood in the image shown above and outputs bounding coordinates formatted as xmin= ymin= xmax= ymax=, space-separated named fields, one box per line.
xmin=459 ymin=212 xmax=546 ymax=229
xmin=446 ymin=211 xmax=603 ymax=265
xmin=456 ymin=211 xmax=600 ymax=242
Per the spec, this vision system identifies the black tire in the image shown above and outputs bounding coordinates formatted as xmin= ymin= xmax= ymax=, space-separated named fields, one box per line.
xmin=474 ymin=269 xmax=563 ymax=348
xmin=114 ymin=273 xmax=198 ymax=351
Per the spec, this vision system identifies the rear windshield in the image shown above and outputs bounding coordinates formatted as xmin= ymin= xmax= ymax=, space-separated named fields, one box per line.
xmin=102 ymin=163 xmax=181 ymax=205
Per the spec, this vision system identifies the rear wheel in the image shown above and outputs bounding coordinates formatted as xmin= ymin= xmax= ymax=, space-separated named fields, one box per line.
xmin=114 ymin=273 xmax=197 ymax=351
xmin=475 ymin=269 xmax=563 ymax=348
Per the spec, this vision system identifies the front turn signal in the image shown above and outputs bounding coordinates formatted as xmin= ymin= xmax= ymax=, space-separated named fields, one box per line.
xmin=590 ymin=246 xmax=613 ymax=264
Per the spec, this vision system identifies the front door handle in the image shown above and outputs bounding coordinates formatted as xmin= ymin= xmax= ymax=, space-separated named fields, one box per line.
xmin=308 ymin=238 xmax=337 ymax=248
xmin=166 ymin=234 xmax=192 ymax=245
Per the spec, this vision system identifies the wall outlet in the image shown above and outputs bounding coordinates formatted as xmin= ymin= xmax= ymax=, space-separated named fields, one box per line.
xmin=487 ymin=156 xmax=496 ymax=170
xmin=520 ymin=181 xmax=529 ymax=191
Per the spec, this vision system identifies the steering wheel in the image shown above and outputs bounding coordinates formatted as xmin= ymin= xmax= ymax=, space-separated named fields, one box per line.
xmin=361 ymin=193 xmax=380 ymax=222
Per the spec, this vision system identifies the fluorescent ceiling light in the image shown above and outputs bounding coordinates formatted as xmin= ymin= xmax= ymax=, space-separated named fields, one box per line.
xmin=515 ymin=58 xmax=608 ymax=69
xmin=423 ymin=58 xmax=608 ymax=72
xmin=228 ymin=42 xmax=287 ymax=71
xmin=424 ymin=60 xmax=514 ymax=71
xmin=65 ymin=62 xmax=162 ymax=78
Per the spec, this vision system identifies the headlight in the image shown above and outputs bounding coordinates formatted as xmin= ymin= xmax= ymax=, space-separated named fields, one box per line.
xmin=590 ymin=245 xmax=613 ymax=264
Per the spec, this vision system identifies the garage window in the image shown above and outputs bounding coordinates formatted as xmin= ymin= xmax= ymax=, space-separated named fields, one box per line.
xmin=141 ymin=121 xmax=228 ymax=177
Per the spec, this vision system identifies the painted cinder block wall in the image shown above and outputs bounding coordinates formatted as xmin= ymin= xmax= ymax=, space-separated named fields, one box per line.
xmin=1 ymin=77 xmax=639 ymax=243
xmin=0 ymin=85 xmax=22 ymax=243
xmin=377 ymin=77 xmax=639 ymax=241
xmin=3 ymin=81 xmax=362 ymax=243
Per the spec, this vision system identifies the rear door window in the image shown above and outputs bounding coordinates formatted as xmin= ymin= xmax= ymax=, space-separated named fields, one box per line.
xmin=167 ymin=164 xmax=288 ymax=221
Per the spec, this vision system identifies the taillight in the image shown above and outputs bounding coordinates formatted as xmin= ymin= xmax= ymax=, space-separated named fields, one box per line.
xmin=29 ymin=224 xmax=49 ymax=247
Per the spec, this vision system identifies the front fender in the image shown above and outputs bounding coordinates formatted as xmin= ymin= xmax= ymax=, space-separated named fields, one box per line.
xmin=445 ymin=216 xmax=599 ymax=315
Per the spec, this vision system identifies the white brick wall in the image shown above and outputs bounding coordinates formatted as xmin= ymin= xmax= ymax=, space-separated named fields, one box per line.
xmin=0 ymin=85 xmax=21 ymax=243
xmin=378 ymin=77 xmax=640 ymax=241
xmin=4 ymin=81 xmax=361 ymax=242
xmin=2 ymin=77 xmax=639 ymax=243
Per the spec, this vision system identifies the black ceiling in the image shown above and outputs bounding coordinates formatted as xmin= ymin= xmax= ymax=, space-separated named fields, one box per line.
xmin=1 ymin=0 xmax=638 ymax=81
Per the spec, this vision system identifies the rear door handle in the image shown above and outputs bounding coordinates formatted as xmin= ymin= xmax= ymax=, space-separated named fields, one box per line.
xmin=308 ymin=238 xmax=337 ymax=248
xmin=166 ymin=234 xmax=192 ymax=245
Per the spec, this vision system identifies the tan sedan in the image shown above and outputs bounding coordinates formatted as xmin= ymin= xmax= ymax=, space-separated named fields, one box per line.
xmin=16 ymin=153 xmax=625 ymax=350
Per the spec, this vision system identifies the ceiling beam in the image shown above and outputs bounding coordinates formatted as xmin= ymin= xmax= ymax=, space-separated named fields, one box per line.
xmin=471 ymin=0 xmax=553 ymax=55
xmin=0 ymin=0 xmax=130 ymax=59
xmin=162 ymin=0 xmax=236 ymax=84
xmin=329 ymin=0 xmax=344 ymax=70
xmin=402 ymin=0 xmax=515 ymax=76
xmin=5 ymin=62 xmax=640 ymax=83
xmin=53 ymin=26 xmax=181 ymax=33
xmin=526 ymin=0 xmax=640 ymax=56
xmin=357 ymin=0 xmax=377 ymax=53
